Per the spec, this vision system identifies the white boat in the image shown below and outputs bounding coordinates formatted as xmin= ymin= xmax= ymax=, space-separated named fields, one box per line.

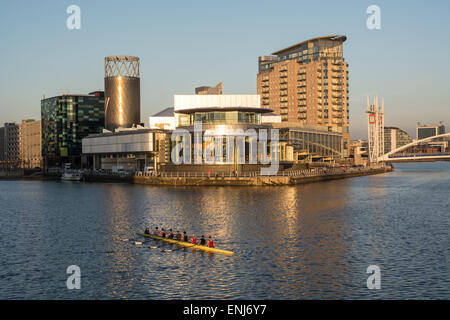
xmin=61 ymin=170 xmax=82 ymax=181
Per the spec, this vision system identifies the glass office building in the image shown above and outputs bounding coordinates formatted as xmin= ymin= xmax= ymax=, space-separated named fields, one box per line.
xmin=417 ymin=123 xmax=445 ymax=140
xmin=183 ymin=111 xmax=262 ymax=126
xmin=41 ymin=91 xmax=105 ymax=167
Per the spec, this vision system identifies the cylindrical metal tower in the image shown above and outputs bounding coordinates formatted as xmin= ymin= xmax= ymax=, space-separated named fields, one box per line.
xmin=104 ymin=56 xmax=141 ymax=131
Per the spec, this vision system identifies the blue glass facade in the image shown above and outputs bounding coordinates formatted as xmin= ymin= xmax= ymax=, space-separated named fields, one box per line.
xmin=41 ymin=92 xmax=105 ymax=165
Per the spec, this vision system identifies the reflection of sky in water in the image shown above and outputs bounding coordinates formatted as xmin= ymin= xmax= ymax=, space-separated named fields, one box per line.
xmin=0 ymin=162 xmax=449 ymax=299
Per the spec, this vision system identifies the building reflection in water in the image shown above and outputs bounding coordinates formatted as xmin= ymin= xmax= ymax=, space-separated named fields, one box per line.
xmin=99 ymin=184 xmax=141 ymax=299
xmin=136 ymin=181 xmax=356 ymax=298
xmin=259 ymin=181 xmax=354 ymax=298
xmin=95 ymin=178 xmax=388 ymax=298
xmin=349 ymin=173 xmax=390 ymax=269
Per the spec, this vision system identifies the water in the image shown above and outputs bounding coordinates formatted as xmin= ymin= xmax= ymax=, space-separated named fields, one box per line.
xmin=0 ymin=162 xmax=449 ymax=299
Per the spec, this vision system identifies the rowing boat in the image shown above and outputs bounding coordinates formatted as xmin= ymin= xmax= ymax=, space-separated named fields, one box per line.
xmin=135 ymin=232 xmax=234 ymax=256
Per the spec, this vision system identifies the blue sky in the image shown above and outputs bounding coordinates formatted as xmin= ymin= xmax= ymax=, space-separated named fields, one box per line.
xmin=0 ymin=0 xmax=449 ymax=139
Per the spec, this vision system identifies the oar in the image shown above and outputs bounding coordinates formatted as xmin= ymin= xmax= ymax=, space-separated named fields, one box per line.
xmin=137 ymin=232 xmax=212 ymax=252
xmin=147 ymin=236 xmax=162 ymax=249
xmin=161 ymin=242 xmax=198 ymax=252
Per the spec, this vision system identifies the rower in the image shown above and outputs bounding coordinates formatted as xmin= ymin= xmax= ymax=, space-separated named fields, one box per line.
xmin=175 ymin=231 xmax=181 ymax=241
xmin=144 ymin=227 xmax=150 ymax=235
xmin=182 ymin=231 xmax=189 ymax=242
xmin=153 ymin=226 xmax=160 ymax=235
xmin=199 ymin=235 xmax=206 ymax=246
xmin=161 ymin=228 xmax=166 ymax=237
xmin=168 ymin=229 xmax=174 ymax=239
xmin=207 ymin=236 xmax=214 ymax=248
xmin=191 ymin=234 xmax=197 ymax=244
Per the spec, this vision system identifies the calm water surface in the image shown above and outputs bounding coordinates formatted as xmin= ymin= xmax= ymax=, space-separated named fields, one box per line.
xmin=0 ymin=162 xmax=449 ymax=299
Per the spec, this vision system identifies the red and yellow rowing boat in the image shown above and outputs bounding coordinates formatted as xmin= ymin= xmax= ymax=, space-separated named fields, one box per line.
xmin=136 ymin=232 xmax=234 ymax=256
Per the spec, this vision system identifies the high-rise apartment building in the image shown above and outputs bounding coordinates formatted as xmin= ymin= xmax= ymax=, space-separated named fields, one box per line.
xmin=19 ymin=119 xmax=42 ymax=168
xmin=257 ymin=35 xmax=349 ymax=156
xmin=41 ymin=91 xmax=105 ymax=167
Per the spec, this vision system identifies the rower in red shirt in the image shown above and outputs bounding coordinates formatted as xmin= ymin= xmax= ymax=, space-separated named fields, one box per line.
xmin=191 ymin=234 xmax=197 ymax=244
xmin=207 ymin=236 xmax=214 ymax=248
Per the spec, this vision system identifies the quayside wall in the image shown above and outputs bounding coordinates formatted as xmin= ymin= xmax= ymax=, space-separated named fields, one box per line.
xmin=132 ymin=166 xmax=393 ymax=186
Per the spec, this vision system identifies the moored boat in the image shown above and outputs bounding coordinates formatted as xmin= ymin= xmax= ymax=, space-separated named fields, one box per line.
xmin=61 ymin=170 xmax=82 ymax=181
xmin=136 ymin=232 xmax=234 ymax=256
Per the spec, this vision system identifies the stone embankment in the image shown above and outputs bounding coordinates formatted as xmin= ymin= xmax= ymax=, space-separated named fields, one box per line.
xmin=133 ymin=166 xmax=393 ymax=186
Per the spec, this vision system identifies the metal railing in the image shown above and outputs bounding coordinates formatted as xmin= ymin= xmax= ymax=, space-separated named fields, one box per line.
xmin=388 ymin=152 xmax=450 ymax=159
xmin=81 ymin=169 xmax=135 ymax=177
